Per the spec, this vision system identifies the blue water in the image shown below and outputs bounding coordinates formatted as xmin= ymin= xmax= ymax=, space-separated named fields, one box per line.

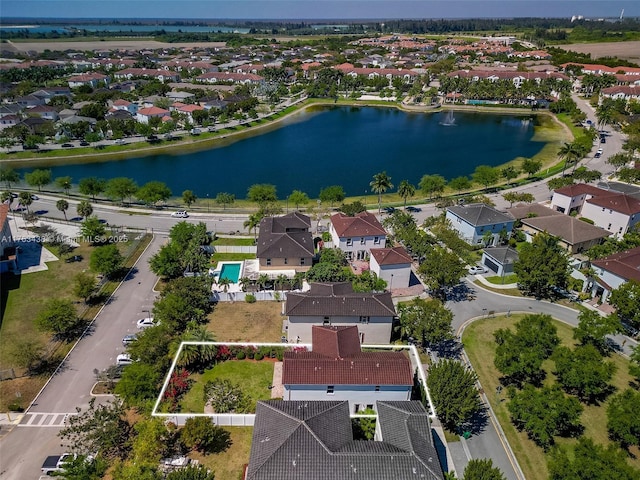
xmin=16 ymin=107 xmax=545 ymax=198
xmin=0 ymin=24 xmax=249 ymax=34
xmin=219 ymin=263 xmax=241 ymax=283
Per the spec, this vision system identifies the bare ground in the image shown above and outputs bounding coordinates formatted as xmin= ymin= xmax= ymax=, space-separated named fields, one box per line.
xmin=4 ymin=39 xmax=226 ymax=53
xmin=206 ymin=301 xmax=284 ymax=343
xmin=555 ymin=41 xmax=640 ymax=62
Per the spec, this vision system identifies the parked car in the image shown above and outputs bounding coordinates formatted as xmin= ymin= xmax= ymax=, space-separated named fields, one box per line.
xmin=116 ymin=353 xmax=133 ymax=366
xmin=136 ymin=317 xmax=157 ymax=329
xmin=383 ymin=206 xmax=396 ymax=214
xmin=406 ymin=206 xmax=422 ymax=212
xmin=79 ymin=141 xmax=90 ymax=146
xmin=595 ymin=148 xmax=604 ymax=158
xmin=42 ymin=453 xmax=76 ymax=474
xmin=114 ymin=139 xmax=125 ymax=145
xmin=171 ymin=210 xmax=189 ymax=218
xmin=122 ymin=334 xmax=137 ymax=346
xmin=61 ymin=143 xmax=74 ymax=148
xmin=469 ymin=265 xmax=488 ymax=275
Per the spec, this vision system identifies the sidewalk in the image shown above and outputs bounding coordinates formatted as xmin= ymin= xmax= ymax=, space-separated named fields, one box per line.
xmin=473 ymin=274 xmax=518 ymax=289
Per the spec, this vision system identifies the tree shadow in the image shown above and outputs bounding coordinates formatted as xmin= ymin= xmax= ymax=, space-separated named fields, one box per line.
xmin=0 ymin=272 xmax=21 ymax=327
xmin=463 ymin=407 xmax=489 ymax=436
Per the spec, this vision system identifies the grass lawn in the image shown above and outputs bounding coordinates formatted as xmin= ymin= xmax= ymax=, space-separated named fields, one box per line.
xmin=486 ymin=274 xmax=518 ymax=285
xmin=179 ymin=360 xmax=275 ymax=413
xmin=190 ymin=426 xmax=253 ymax=480
xmin=463 ymin=315 xmax=639 ymax=480
xmin=206 ymin=302 xmax=284 ymax=342
xmin=213 ymin=237 xmax=255 ymax=246
xmin=473 ymin=280 xmax=523 ymax=297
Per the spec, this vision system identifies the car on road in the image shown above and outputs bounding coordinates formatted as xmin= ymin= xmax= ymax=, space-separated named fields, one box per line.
xmin=114 ymin=139 xmax=125 ymax=145
xmin=383 ymin=206 xmax=396 ymax=214
xmin=469 ymin=265 xmax=488 ymax=275
xmin=79 ymin=141 xmax=90 ymax=146
xmin=42 ymin=453 xmax=75 ymax=474
xmin=31 ymin=194 xmax=39 ymax=200
xmin=65 ymin=255 xmax=83 ymax=263
xmin=122 ymin=334 xmax=137 ymax=346
xmin=136 ymin=317 xmax=157 ymax=329
xmin=61 ymin=143 xmax=74 ymax=148
xmin=116 ymin=353 xmax=133 ymax=365
xmin=406 ymin=206 xmax=422 ymax=212
xmin=171 ymin=210 xmax=189 ymax=218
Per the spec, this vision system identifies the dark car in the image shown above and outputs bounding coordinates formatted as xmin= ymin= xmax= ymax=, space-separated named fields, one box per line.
xmin=79 ymin=141 xmax=90 ymax=146
xmin=61 ymin=143 xmax=74 ymax=148
xmin=383 ymin=206 xmax=396 ymax=214
xmin=65 ymin=255 xmax=83 ymax=263
xmin=406 ymin=206 xmax=422 ymax=212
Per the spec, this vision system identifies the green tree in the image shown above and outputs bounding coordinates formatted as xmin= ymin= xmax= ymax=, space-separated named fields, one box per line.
xmin=180 ymin=417 xmax=232 ymax=454
xmin=243 ymin=212 xmax=263 ymax=240
xmin=126 ymin=325 xmax=172 ymax=370
xmin=419 ymin=174 xmax=446 ymax=200
xmin=609 ymin=280 xmax=640 ymax=327
xmin=417 ymin=246 xmax=467 ymax=299
xmin=177 ymin=326 xmax=217 ymax=369
xmin=35 ymin=298 xmax=79 ymax=338
xmin=501 ymin=192 xmax=534 ymax=207
xmin=573 ymin=310 xmax=621 ymax=353
xmin=182 ymin=190 xmax=197 ymax=208
xmin=90 ymin=244 xmax=124 ymax=278
xmin=80 ymin=216 xmax=106 ymax=242
xmin=606 ymin=388 xmax=640 ymax=448
xmin=214 ymin=192 xmax=235 ymax=210
xmin=149 ymin=242 xmax=184 ymax=279
xmin=427 ymin=359 xmax=480 ymax=431
xmin=76 ymin=200 xmax=93 ymax=219
xmin=114 ymin=362 xmax=162 ymax=407
xmin=9 ymin=338 xmax=45 ymax=373
xmin=129 ymin=417 xmax=173 ymax=466
xmin=448 ymin=176 xmax=472 ymax=194
xmin=166 ymin=465 xmax=216 ymax=480
xmin=558 ymin=141 xmax=582 ymax=177
xmin=397 ymin=297 xmax=453 ymax=346
xmin=629 ymin=345 xmax=640 ymax=381
xmin=494 ymin=314 xmax=560 ymax=385
xmin=319 ymin=185 xmax=346 ymax=207
xmin=501 ymin=165 xmax=519 ymax=184
xmin=472 ymin=165 xmax=500 ymax=190
xmin=0 ymin=167 xmax=20 ymax=189
xmin=111 ymin=461 xmax=162 ymax=480
xmin=521 ymin=158 xmax=542 ymax=177
xmin=553 ymin=345 xmax=616 ymax=402
xmin=136 ymin=181 xmax=172 ymax=206
xmin=78 ymin=177 xmax=106 ymax=201
xmin=513 ymin=232 xmax=570 ymax=298
xmin=203 ymin=379 xmax=248 ymax=413
xmin=55 ymin=176 xmax=73 ymax=195
xmin=370 ymin=171 xmax=393 ymax=213
xmin=508 ymin=384 xmax=583 ymax=450
xmin=18 ymin=191 xmax=33 ymax=213
xmin=49 ymin=454 xmax=108 ymax=480
xmin=397 ymin=180 xmax=416 ymax=209
xmin=24 ymin=168 xmax=51 ymax=192
xmin=56 ymin=199 xmax=69 ymax=220
xmin=287 ymin=190 xmax=309 ymax=210
xmin=463 ymin=459 xmax=506 ymax=480
xmin=73 ymin=272 xmax=96 ymax=303
xmin=547 ymin=176 xmax=575 ymax=191
xmin=153 ymin=277 xmax=212 ymax=333
xmin=247 ymin=183 xmax=277 ymax=208
xmin=106 ymin=177 xmax=138 ymax=205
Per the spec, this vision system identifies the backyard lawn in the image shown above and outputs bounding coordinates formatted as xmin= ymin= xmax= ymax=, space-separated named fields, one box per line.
xmin=206 ymin=301 xmax=284 ymax=342
xmin=179 ymin=360 xmax=275 ymax=413
xmin=190 ymin=426 xmax=253 ymax=480
xmin=463 ymin=315 xmax=638 ymax=480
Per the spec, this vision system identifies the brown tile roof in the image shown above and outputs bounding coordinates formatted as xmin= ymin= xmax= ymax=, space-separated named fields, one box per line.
xmin=370 ymin=246 xmax=412 ymax=266
xmin=586 ymin=193 xmax=640 ymax=216
xmin=0 ymin=204 xmax=8 ymax=228
xmin=311 ymin=325 xmax=361 ymax=358
xmin=521 ymin=215 xmax=611 ymax=245
xmin=285 ymin=282 xmax=396 ymax=317
xmin=256 ymin=213 xmax=314 ymax=258
xmin=592 ymin=247 xmax=640 ymax=283
xmin=330 ymin=211 xmax=387 ymax=238
xmin=506 ymin=203 xmax=564 ymax=220
xmin=553 ymin=183 xmax=612 ymax=198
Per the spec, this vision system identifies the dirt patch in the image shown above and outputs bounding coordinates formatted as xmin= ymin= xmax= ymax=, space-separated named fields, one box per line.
xmin=0 ymin=376 xmax=47 ymax=411
xmin=206 ymin=301 xmax=284 ymax=343
xmin=555 ymin=41 xmax=640 ymax=62
xmin=5 ymin=39 xmax=226 ymax=53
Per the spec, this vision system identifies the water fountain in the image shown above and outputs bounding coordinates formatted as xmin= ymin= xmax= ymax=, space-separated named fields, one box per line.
xmin=440 ymin=109 xmax=456 ymax=126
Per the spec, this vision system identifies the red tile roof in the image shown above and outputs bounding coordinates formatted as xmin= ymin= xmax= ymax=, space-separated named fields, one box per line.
xmin=311 ymin=326 xmax=361 ymax=358
xmin=330 ymin=211 xmax=387 ymax=238
xmin=370 ymin=246 xmax=412 ymax=266
xmin=137 ymin=106 xmax=170 ymax=116
xmin=0 ymin=204 xmax=8 ymax=228
xmin=554 ymin=183 xmax=612 ymax=198
xmin=586 ymin=193 xmax=640 ymax=215
xmin=592 ymin=247 xmax=640 ymax=283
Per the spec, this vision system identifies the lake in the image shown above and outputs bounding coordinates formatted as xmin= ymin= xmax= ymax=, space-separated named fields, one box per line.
xmin=17 ymin=106 xmax=545 ymax=199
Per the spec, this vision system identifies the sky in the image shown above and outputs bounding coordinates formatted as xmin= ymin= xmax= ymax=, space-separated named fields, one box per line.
xmin=1 ymin=0 xmax=639 ymax=21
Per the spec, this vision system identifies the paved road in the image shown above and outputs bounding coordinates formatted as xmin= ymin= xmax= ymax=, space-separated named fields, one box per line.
xmin=0 ymin=234 xmax=165 ymax=480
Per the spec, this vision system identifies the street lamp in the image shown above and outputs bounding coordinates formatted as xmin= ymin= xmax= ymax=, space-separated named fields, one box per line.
xmin=390 ymin=273 xmax=394 ymax=292
xmin=206 ymin=194 xmax=210 ymax=213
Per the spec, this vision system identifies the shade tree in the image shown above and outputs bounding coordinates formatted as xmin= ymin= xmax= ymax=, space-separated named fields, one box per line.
xmin=419 ymin=174 xmax=446 ymax=199
xmin=513 ymin=232 xmax=570 ymax=298
xmin=462 ymin=459 xmax=506 ymax=480
xmin=89 ymin=243 xmax=124 ymax=278
xmin=417 ymin=246 xmax=467 ymax=299
xmin=180 ymin=417 xmax=232 ymax=454
xmin=318 ymin=185 xmax=345 ymax=207
xmin=214 ymin=192 xmax=235 ymax=210
xmin=573 ymin=309 xmax=620 ymax=353
xmin=606 ymin=388 xmax=640 ymax=449
xmin=397 ymin=297 xmax=454 ymax=346
xmin=35 ymin=298 xmax=79 ymax=339
xmin=553 ymin=344 xmax=616 ymax=403
xmin=24 ymin=168 xmax=51 ymax=191
xmin=78 ymin=177 xmax=106 ymax=201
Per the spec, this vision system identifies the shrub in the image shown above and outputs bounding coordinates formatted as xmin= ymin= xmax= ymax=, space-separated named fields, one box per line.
xmin=181 ymin=417 xmax=232 ymax=454
xmin=277 ymin=350 xmax=284 ymax=361
xmin=245 ymin=347 xmax=255 ymax=359
xmin=236 ymin=351 xmax=246 ymax=360
xmin=254 ymin=352 xmax=264 ymax=361
xmin=579 ymin=217 xmax=595 ymax=225
xmin=203 ymin=379 xmax=248 ymax=413
xmin=8 ymin=403 xmax=23 ymax=412
xmin=245 ymin=294 xmax=256 ymax=303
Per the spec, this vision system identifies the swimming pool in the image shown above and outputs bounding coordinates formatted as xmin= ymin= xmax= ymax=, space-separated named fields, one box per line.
xmin=218 ymin=262 xmax=242 ymax=283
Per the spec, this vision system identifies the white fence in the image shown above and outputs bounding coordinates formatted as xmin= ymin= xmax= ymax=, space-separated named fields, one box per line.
xmin=158 ymin=413 xmax=255 ymax=427
xmin=213 ymin=245 xmax=256 ymax=254
xmin=211 ymin=291 xmax=285 ymax=302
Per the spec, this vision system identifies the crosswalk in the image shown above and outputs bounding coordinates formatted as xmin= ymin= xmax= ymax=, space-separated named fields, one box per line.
xmin=18 ymin=412 xmax=77 ymax=428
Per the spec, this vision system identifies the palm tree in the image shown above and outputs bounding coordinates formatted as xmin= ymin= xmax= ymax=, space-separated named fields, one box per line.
xmin=18 ymin=192 xmax=33 ymax=213
xmin=276 ymin=274 xmax=288 ymax=294
xmin=370 ymin=171 xmax=393 ymax=213
xmin=397 ymin=180 xmax=415 ymax=210
xmin=217 ymin=277 xmax=232 ymax=293
xmin=77 ymin=200 xmax=93 ymax=220
xmin=239 ymin=276 xmax=252 ymax=292
xmin=56 ymin=199 xmax=69 ymax=220
xmin=178 ymin=326 xmax=217 ymax=368
xmin=258 ymin=273 xmax=270 ymax=291
xmin=558 ymin=142 xmax=581 ymax=177
xmin=243 ymin=212 xmax=262 ymax=241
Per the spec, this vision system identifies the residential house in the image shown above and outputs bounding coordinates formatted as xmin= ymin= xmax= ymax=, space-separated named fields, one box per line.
xmin=282 ymin=325 xmax=413 ymax=412
xmin=581 ymin=193 xmax=640 ymax=239
xmin=506 ymin=202 xmax=564 ymax=221
xmin=256 ymin=212 xmax=314 ymax=273
xmin=481 ymin=246 xmax=519 ymax=276
xmin=27 ymin=105 xmax=59 ymax=121
xmin=195 ymin=72 xmax=264 ymax=85
xmin=136 ymin=106 xmax=171 ymax=124
xmin=369 ymin=246 xmax=413 ymax=289
xmin=590 ymin=247 xmax=640 ymax=303
xmin=519 ymin=215 xmax=611 ymax=254
xmin=0 ymin=115 xmax=21 ymax=131
xmin=445 ymin=203 xmax=514 ymax=246
xmin=110 ymin=99 xmax=138 ymax=115
xmin=329 ymin=211 xmax=387 ymax=261
xmin=550 ymin=183 xmax=612 ymax=215
xmin=600 ymin=85 xmax=640 ymax=103
xmin=31 ymin=87 xmax=72 ymax=103
xmin=0 ymin=204 xmax=17 ymax=273
xmin=15 ymin=94 xmax=45 ymax=109
xmin=113 ymin=68 xmax=180 ymax=83
xmin=285 ymin=282 xmax=396 ymax=344
xmin=246 ymin=400 xmax=444 ymax=480
xmin=67 ymin=73 xmax=109 ymax=89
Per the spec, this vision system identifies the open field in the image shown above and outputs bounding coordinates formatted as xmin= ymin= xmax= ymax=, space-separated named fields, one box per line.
xmin=555 ymin=41 xmax=640 ymax=62
xmin=3 ymin=39 xmax=226 ymax=53
xmin=206 ymin=302 xmax=284 ymax=343
xmin=463 ymin=314 xmax=639 ymax=480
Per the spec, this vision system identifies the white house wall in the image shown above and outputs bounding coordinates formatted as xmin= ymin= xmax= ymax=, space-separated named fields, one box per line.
xmin=283 ymin=384 xmax=411 ymax=412
xmin=287 ymin=315 xmax=392 ymax=344
xmin=581 ymin=203 xmax=638 ymax=239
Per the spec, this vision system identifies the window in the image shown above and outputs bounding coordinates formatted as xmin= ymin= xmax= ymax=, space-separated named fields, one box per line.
xmin=374 ymin=236 xmax=380 ymax=244
xmin=360 ymin=238 xmax=366 ymax=245
xmin=327 ymin=385 xmax=334 ymax=394
xmin=375 ymin=386 xmax=380 ymax=392
xmin=323 ymin=317 xmax=330 ymax=326
xmin=266 ymin=258 xmax=271 ymax=266
xmin=300 ymin=258 xmax=305 ymax=265
xmin=284 ymin=258 xmax=288 ymax=265
xmin=346 ymin=238 xmax=353 ymax=246
xmin=359 ymin=316 xmax=369 ymax=324
xmin=608 ymin=224 xmax=612 ymax=230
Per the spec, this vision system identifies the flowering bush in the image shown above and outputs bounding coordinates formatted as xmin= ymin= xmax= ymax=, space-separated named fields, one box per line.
xmin=163 ymin=368 xmax=191 ymax=411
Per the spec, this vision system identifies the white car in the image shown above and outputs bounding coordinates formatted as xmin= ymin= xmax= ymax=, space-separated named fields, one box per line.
xmin=171 ymin=211 xmax=189 ymax=218
xmin=116 ymin=354 xmax=133 ymax=366
xmin=136 ymin=317 xmax=157 ymax=329
xmin=469 ymin=265 xmax=488 ymax=275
